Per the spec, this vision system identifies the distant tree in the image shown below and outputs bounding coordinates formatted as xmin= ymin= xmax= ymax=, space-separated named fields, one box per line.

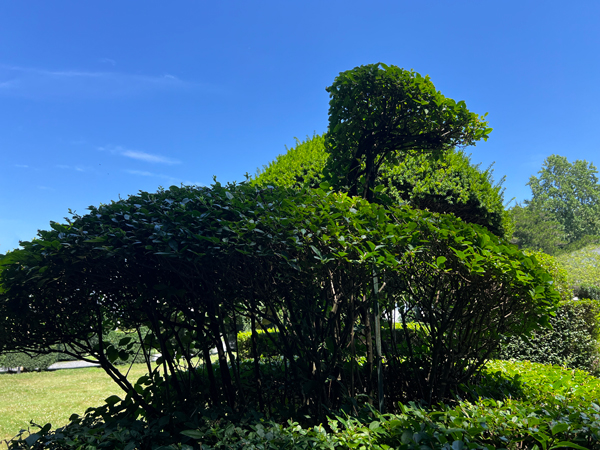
xmin=323 ymin=63 xmax=492 ymax=201
xmin=509 ymin=203 xmax=564 ymax=255
xmin=527 ymin=155 xmax=600 ymax=245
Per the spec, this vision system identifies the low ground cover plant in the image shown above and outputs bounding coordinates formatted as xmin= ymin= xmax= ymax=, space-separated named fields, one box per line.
xmin=7 ymin=360 xmax=600 ymax=449
xmin=180 ymin=361 xmax=600 ymax=449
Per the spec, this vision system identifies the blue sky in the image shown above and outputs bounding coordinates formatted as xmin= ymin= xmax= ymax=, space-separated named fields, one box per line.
xmin=1 ymin=1 xmax=599 ymax=253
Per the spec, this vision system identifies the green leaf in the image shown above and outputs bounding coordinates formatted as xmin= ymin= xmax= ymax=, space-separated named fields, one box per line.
xmin=368 ymin=421 xmax=380 ymax=430
xmin=83 ymin=237 xmax=107 ymax=243
xmin=551 ymin=423 xmax=569 ymax=435
xmin=104 ymin=395 xmax=121 ymax=406
xmin=180 ymin=430 xmax=203 ymax=439
xmin=401 ymin=431 xmax=413 ymax=445
xmin=549 ymin=442 xmax=588 ymax=450
xmin=25 ymin=433 xmax=41 ymax=446
xmin=452 ymin=440 xmax=465 ymax=450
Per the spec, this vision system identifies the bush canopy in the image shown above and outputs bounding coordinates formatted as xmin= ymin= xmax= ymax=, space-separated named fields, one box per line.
xmin=0 ymin=182 xmax=559 ymax=417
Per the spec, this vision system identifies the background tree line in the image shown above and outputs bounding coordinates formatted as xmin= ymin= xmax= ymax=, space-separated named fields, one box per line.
xmin=510 ymin=154 xmax=600 ymax=255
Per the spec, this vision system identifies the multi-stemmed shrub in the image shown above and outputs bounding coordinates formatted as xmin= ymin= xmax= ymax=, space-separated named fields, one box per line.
xmin=0 ymin=182 xmax=559 ymax=419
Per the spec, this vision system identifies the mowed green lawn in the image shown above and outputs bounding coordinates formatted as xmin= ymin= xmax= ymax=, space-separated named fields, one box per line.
xmin=0 ymin=364 xmax=149 ymax=446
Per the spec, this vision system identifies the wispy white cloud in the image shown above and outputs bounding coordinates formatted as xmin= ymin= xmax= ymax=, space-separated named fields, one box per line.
xmin=121 ymin=150 xmax=180 ymax=165
xmin=99 ymin=58 xmax=116 ymax=66
xmin=127 ymin=170 xmax=154 ymax=177
xmin=0 ymin=80 xmax=17 ymax=89
xmin=98 ymin=145 xmax=180 ymax=165
xmin=56 ymin=164 xmax=88 ymax=172
xmin=0 ymin=65 xmax=202 ymax=99
xmin=14 ymin=164 xmax=29 ymax=168
xmin=125 ymin=169 xmax=204 ymax=187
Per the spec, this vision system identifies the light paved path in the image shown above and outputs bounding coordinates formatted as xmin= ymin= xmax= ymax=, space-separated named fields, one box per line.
xmin=47 ymin=360 xmax=101 ymax=370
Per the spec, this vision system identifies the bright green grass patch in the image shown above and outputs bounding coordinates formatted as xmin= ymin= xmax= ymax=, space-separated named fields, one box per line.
xmin=485 ymin=359 xmax=600 ymax=405
xmin=0 ymin=364 xmax=148 ymax=446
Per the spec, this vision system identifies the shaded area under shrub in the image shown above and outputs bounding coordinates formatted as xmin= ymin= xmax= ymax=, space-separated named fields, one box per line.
xmin=8 ymin=360 xmax=600 ymax=450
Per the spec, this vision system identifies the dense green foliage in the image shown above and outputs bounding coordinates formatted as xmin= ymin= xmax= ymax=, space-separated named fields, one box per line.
xmin=254 ymin=134 xmax=511 ymax=237
xmin=510 ymin=202 xmax=564 ymax=255
xmin=522 ymin=251 xmax=573 ymax=301
xmin=236 ymin=329 xmax=279 ymax=360
xmin=380 ymin=150 xmax=511 ymax=237
xmin=499 ymin=298 xmax=600 ymax=374
xmin=323 ymin=63 xmax=491 ymax=200
xmin=254 ymin=134 xmax=327 ymax=189
xmin=575 ymin=283 xmax=600 ymax=301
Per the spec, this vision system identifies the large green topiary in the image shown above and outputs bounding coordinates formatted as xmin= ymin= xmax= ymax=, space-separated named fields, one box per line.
xmin=254 ymin=133 xmax=327 ymax=190
xmin=380 ymin=149 xmax=511 ymax=237
xmin=254 ymin=134 xmax=511 ymax=237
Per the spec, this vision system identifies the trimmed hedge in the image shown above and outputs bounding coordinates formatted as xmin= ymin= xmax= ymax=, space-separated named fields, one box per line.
xmin=237 ymin=322 xmax=429 ymax=360
xmin=237 ymin=329 xmax=279 ymax=359
xmin=0 ymin=352 xmax=57 ymax=372
xmin=499 ymin=298 xmax=600 ymax=374
xmin=103 ymin=329 xmax=147 ymax=365
xmin=0 ymin=330 xmax=146 ymax=372
xmin=575 ymin=283 xmax=600 ymax=301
